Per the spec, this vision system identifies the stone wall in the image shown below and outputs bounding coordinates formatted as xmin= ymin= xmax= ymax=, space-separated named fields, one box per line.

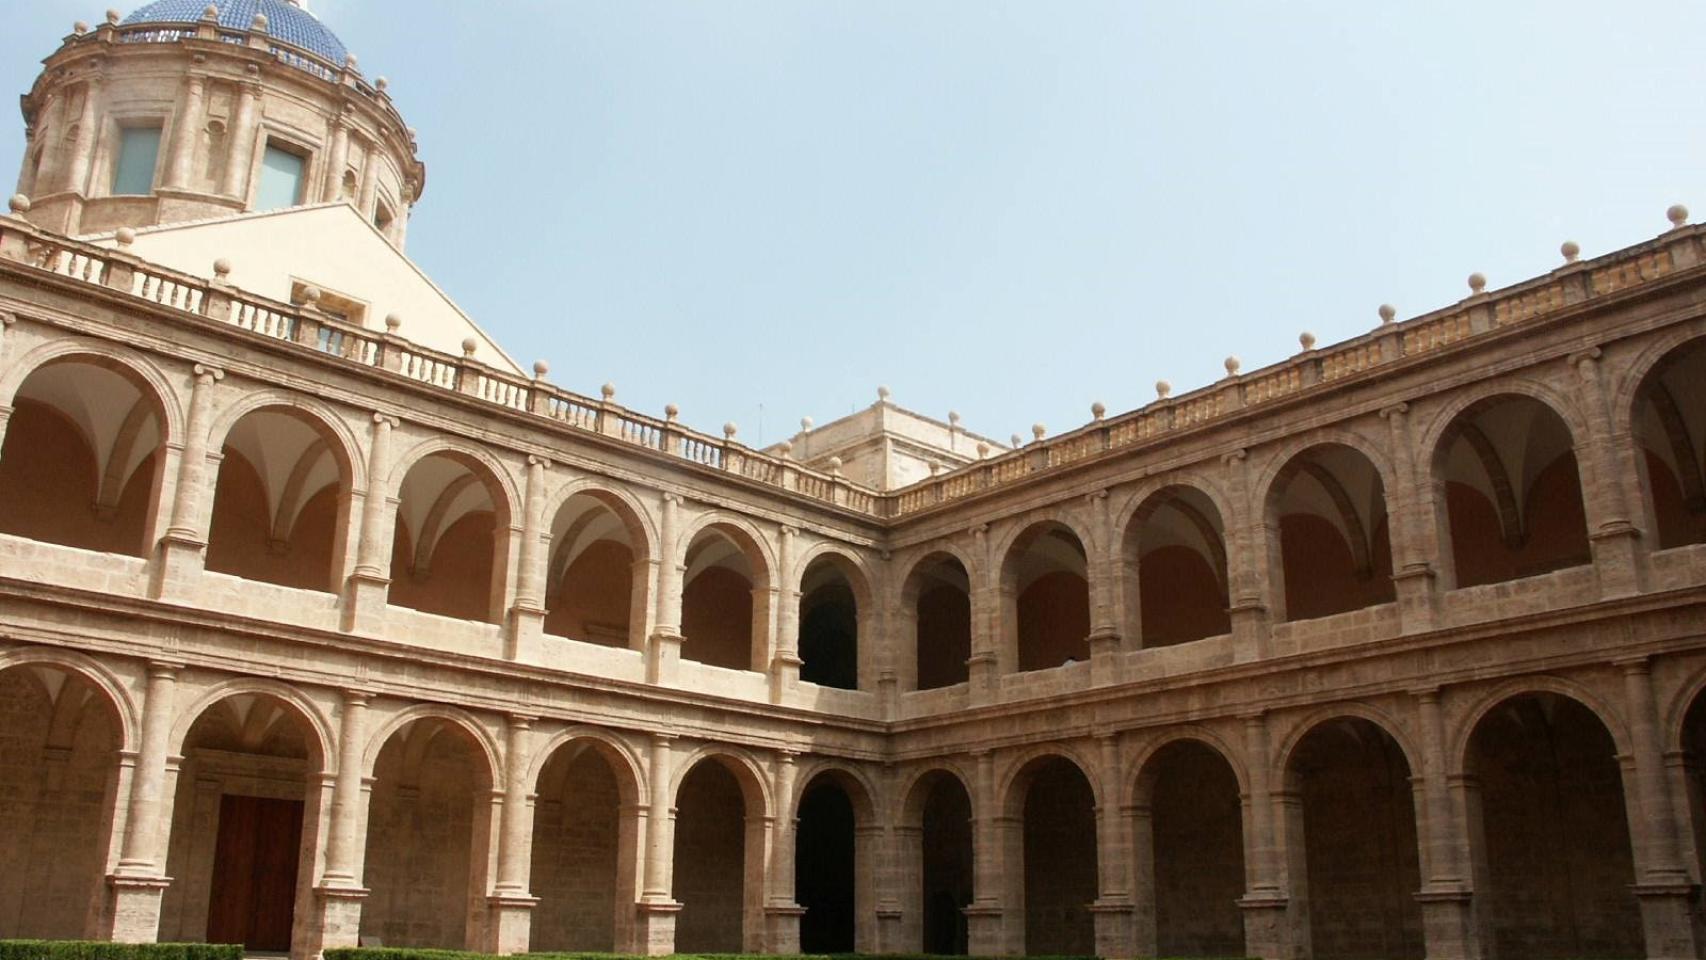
xmin=673 ymin=762 xmax=746 ymax=952
xmin=530 ymin=749 xmax=621 ymax=951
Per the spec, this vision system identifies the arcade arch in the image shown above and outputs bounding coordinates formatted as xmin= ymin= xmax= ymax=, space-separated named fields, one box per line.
xmin=679 ymin=523 xmax=771 ymax=672
xmin=1632 ymin=336 xmax=1706 ymax=549
xmin=388 ymin=451 xmax=511 ymax=623
xmin=904 ymin=552 xmax=972 ymax=690
xmin=529 ymin=736 xmax=644 ymax=952
xmin=543 ymin=490 xmax=650 ymax=649
xmin=798 ymin=554 xmax=863 ymax=690
xmin=672 ymin=754 xmax=768 ymax=952
xmin=1001 ymin=521 xmax=1091 ymax=672
xmin=1123 ymin=485 xmax=1231 ymax=647
xmin=900 ymin=768 xmax=973 ymax=955
xmin=1132 ymin=738 xmax=1245 ymax=956
xmin=1267 ymin=444 xmax=1395 ymax=621
xmin=1004 ymin=754 xmax=1097 ymax=955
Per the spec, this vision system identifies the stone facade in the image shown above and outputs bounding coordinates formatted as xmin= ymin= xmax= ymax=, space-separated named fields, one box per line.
xmin=3 ymin=6 xmax=1706 ymax=960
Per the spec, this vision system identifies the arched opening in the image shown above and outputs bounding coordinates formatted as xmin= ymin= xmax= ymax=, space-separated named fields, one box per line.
xmin=680 ymin=525 xmax=768 ymax=672
xmin=530 ymin=738 xmax=641 ymax=952
xmin=1286 ymin=717 xmax=1422 ymax=960
xmin=796 ymin=775 xmax=857 ymax=952
xmin=1466 ymin=693 xmax=1641 ymax=959
xmin=1002 ymin=523 xmax=1091 ymax=672
xmin=1125 ymin=487 xmax=1231 ymax=647
xmin=1268 ymin=444 xmax=1395 ymax=621
xmin=799 ymin=556 xmax=859 ymax=690
xmin=673 ymin=756 xmax=764 ymax=952
xmin=159 ymin=693 xmax=324 ymax=953
xmin=1436 ymin=395 xmax=1591 ymax=587
xmin=1009 ymin=756 xmax=1097 ymax=955
xmin=205 ymin=407 xmax=352 ymax=592
xmin=362 ymin=717 xmax=495 ymax=950
xmin=543 ymin=491 xmax=648 ymax=648
xmin=0 ymin=664 xmax=123 ymax=939
xmin=0 ymin=358 xmax=165 ymax=556
xmin=1633 ymin=338 xmax=1706 ymax=549
xmin=900 ymin=770 xmax=972 ymax=955
xmin=388 ymin=453 xmax=510 ymax=623
xmin=1136 ymin=740 xmax=1245 ymax=957
xmin=907 ymin=554 xmax=972 ymax=691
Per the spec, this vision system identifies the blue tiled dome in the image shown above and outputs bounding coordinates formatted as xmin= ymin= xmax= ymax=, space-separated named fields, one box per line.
xmin=122 ymin=0 xmax=348 ymax=64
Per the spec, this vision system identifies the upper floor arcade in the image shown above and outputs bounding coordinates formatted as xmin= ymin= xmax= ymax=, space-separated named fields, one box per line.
xmin=0 ymin=201 xmax=1704 ymax=724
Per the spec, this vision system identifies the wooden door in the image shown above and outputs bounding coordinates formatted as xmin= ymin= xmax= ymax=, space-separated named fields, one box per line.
xmin=205 ymin=794 xmax=304 ymax=951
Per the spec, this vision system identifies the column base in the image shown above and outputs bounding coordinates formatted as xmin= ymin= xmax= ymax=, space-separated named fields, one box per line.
xmin=102 ymin=874 xmax=171 ymax=943
xmin=632 ymin=899 xmax=681 ymax=957
xmin=769 ymin=653 xmax=802 ymax=704
xmin=967 ymin=653 xmax=1000 ymax=706
xmin=762 ymin=902 xmax=806 ymax=953
xmin=1633 ymin=880 xmax=1701 ymax=960
xmin=484 ymin=893 xmax=539 ymax=955
xmin=1238 ymin=892 xmax=1294 ymax=960
xmin=149 ymin=535 xmax=206 ymax=603
xmin=1089 ymin=629 xmax=1123 ymax=686
xmin=1394 ymin=566 xmax=1438 ymax=635
xmin=1415 ymin=887 xmax=1479 ymax=960
xmin=341 ymin=571 xmax=391 ymax=635
xmin=299 ymin=885 xmax=369 ymax=960
xmin=875 ymin=901 xmax=904 ymax=954
xmin=647 ymin=630 xmax=683 ymax=685
xmin=507 ymin=605 xmax=544 ymax=663
xmin=1229 ymin=601 xmax=1269 ymax=662
xmin=1089 ymin=898 xmax=1136 ymax=959
xmin=1592 ymin=524 xmax=1644 ymax=600
xmin=963 ymin=903 xmax=1007 ymax=956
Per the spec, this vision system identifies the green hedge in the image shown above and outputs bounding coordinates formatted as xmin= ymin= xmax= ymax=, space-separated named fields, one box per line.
xmin=0 ymin=943 xmax=243 ymax=960
xmin=326 ymin=951 xmax=1104 ymax=960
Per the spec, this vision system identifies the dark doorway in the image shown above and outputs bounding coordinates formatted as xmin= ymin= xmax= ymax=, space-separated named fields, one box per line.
xmin=206 ymin=795 xmax=304 ymax=951
xmin=920 ymin=774 xmax=972 ymax=955
xmin=797 ymin=780 xmax=856 ymax=953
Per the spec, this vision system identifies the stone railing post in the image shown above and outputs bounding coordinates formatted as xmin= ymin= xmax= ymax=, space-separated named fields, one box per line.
xmin=151 ymin=363 xmax=222 ymax=602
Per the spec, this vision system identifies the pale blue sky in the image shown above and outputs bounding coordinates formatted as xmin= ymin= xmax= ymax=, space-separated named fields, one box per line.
xmin=7 ymin=2 xmax=1704 ymax=447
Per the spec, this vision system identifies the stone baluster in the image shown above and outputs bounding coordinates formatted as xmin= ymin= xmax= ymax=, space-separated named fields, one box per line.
xmin=508 ymin=455 xmax=550 ymax=661
xmin=343 ymin=413 xmax=397 ymax=634
xmin=152 ymin=364 xmax=222 ymax=601
xmin=487 ymin=714 xmax=539 ymax=954
xmin=647 ymin=494 xmax=685 ymax=684
xmin=635 ymin=733 xmax=681 ymax=955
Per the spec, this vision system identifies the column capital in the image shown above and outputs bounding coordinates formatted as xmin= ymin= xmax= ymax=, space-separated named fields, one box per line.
xmin=526 ymin=453 xmax=552 ymax=469
xmin=505 ymin=713 xmax=538 ymax=730
xmin=779 ymin=524 xmax=799 ymax=539
xmin=339 ymin=687 xmax=375 ymax=706
xmin=1379 ymin=401 xmax=1411 ymax=421
xmin=1409 ymin=685 xmax=1444 ymax=704
xmin=191 ymin=363 xmax=224 ymax=383
xmin=1615 ymin=654 xmax=1654 ymax=675
xmin=145 ymin=659 xmax=185 ymax=680
xmin=1086 ymin=488 xmax=1109 ymax=504
xmin=1568 ymin=346 xmax=1605 ymax=373
xmin=371 ymin=411 xmax=399 ymax=428
xmin=1221 ymin=447 xmax=1248 ymax=466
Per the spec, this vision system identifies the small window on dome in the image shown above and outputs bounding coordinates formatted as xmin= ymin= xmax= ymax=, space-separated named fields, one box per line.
xmin=257 ymin=142 xmax=307 ymax=211
xmin=111 ymin=125 xmax=162 ymax=196
xmin=374 ymin=199 xmax=394 ymax=234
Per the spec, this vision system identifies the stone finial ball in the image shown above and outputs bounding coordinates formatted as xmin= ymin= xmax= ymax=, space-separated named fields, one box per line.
xmin=778 ymin=440 xmax=793 ymax=457
xmin=1224 ymin=356 xmax=1242 ymax=376
xmin=948 ymin=410 xmax=962 ymax=426
xmin=664 ymin=403 xmax=679 ymax=420
xmin=1299 ymin=331 xmax=1317 ymax=351
xmin=1561 ymin=240 xmax=1580 ymax=262
xmin=106 ymin=9 xmax=121 ymax=24
xmin=73 ymin=21 xmax=89 ymax=35
xmin=302 ymin=285 xmax=322 ymax=303
xmin=384 ymin=313 xmax=401 ymax=330
xmin=1378 ymin=303 xmax=1397 ymax=324
xmin=531 ymin=360 xmax=549 ymax=378
xmin=601 ymin=382 xmax=616 ymax=400
xmin=1468 ymin=272 xmax=1487 ymax=294
xmin=211 ymin=257 xmax=231 ymax=277
xmin=252 ymin=13 xmax=268 ymax=30
xmin=1156 ymin=379 xmax=1172 ymax=398
xmin=344 ymin=54 xmax=359 ymax=70
xmin=1011 ymin=434 xmax=1024 ymax=447
xmin=1091 ymin=401 xmax=1107 ymax=419
xmin=1032 ymin=423 xmax=1047 ymax=441
xmin=1668 ymin=204 xmax=1689 ymax=228
xmin=460 ymin=337 xmax=477 ymax=357
xmin=202 ymin=4 xmax=218 ymax=19
xmin=977 ymin=441 xmax=991 ymax=458
xmin=115 ymin=227 xmax=136 ymax=247
xmin=376 ymin=77 xmax=389 ymax=92
xmin=827 ymin=455 xmax=844 ymax=474
xmin=800 ymin=416 xmax=814 ymax=431
xmin=929 ymin=461 xmax=942 ymax=475
xmin=723 ymin=422 xmax=738 ymax=439
xmin=877 ymin=385 xmax=892 ymax=401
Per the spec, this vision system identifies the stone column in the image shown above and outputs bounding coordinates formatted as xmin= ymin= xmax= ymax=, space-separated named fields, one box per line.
xmin=103 ymin=661 xmax=179 ymax=942
xmin=322 ymin=115 xmax=351 ymax=203
xmin=1572 ymin=349 xmax=1645 ymax=597
xmin=1090 ymin=733 xmax=1136 ymax=957
xmin=964 ymin=750 xmax=1006 ymax=954
xmin=62 ymin=79 xmax=101 ymax=196
xmin=1238 ymin=712 xmax=1293 ymax=960
xmin=764 ymin=750 xmax=805 ymax=952
xmin=1129 ymin=796 xmax=1158 ymax=958
xmin=507 ymin=456 xmax=550 ymax=661
xmin=343 ymin=413 xmax=396 ymax=634
xmin=966 ymin=525 xmax=1001 ymax=702
xmin=1086 ymin=491 xmax=1125 ymax=685
xmin=1413 ymin=689 xmax=1479 ymax=960
xmin=486 ymin=715 xmax=539 ymax=954
xmin=221 ymin=80 xmax=261 ymax=201
xmin=635 ymin=733 xmax=681 ymax=955
xmin=1221 ymin=450 xmax=1271 ymax=661
xmin=1620 ymin=658 xmax=1701 ymax=959
xmin=770 ymin=526 xmax=803 ymax=701
xmin=356 ymin=143 xmax=380 ymax=217
xmin=151 ymin=364 xmax=222 ymax=601
xmin=647 ymin=494 xmax=685 ymax=684
xmin=162 ymin=76 xmax=206 ymax=191
xmin=1383 ymin=404 xmax=1439 ymax=632
xmin=300 ymin=689 xmax=371 ymax=955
